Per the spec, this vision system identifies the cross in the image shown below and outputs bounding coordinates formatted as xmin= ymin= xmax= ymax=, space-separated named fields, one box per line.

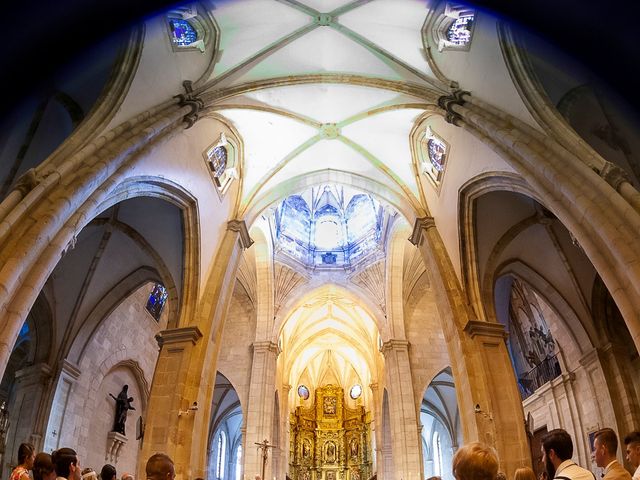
xmin=254 ymin=438 xmax=276 ymax=480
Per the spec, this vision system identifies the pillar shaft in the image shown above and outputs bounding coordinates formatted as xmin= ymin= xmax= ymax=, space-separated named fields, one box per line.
xmin=412 ymin=218 xmax=530 ymax=478
xmin=382 ymin=339 xmax=423 ymax=480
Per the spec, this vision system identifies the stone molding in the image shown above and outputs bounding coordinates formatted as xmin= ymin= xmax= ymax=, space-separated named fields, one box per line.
xmin=155 ymin=326 xmax=203 ymax=348
xmin=61 ymin=359 xmax=82 ymax=380
xmin=174 ymin=80 xmax=204 ymax=129
xmin=227 ymin=219 xmax=255 ymax=249
xmin=15 ymin=363 xmax=52 ymax=385
xmin=251 ymin=341 xmax=279 ymax=355
xmin=437 ymin=90 xmax=469 ymax=125
xmin=578 ymin=347 xmax=599 ymax=368
xmin=381 ymin=339 xmax=410 ymax=355
xmin=463 ymin=320 xmax=507 ymax=339
xmin=408 ymin=216 xmax=436 ymax=246
xmin=599 ymin=161 xmax=631 ymax=190
xmin=106 ymin=431 xmax=128 ymax=463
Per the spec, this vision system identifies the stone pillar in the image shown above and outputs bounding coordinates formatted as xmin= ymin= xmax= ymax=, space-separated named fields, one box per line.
xmin=45 ymin=360 xmax=81 ymax=453
xmin=3 ymin=363 xmax=51 ymax=476
xmin=382 ymin=339 xmax=422 ymax=480
xmin=137 ymin=221 xmax=251 ymax=480
xmin=597 ymin=343 xmax=640 ymax=439
xmin=281 ymin=384 xmax=292 ymax=475
xmin=411 ymin=217 xmax=530 ymax=478
xmin=369 ymin=382 xmax=382 ymax=476
xmin=140 ymin=325 xmax=202 ymax=479
xmin=243 ymin=341 xmax=278 ymax=480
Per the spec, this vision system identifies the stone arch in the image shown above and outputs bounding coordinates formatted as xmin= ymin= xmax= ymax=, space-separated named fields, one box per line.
xmin=492 ymin=260 xmax=594 ymax=358
xmin=243 ymin=169 xmax=423 ymax=229
xmin=458 ymin=171 xmax=541 ymax=322
xmin=94 ymin=176 xmax=201 ymax=328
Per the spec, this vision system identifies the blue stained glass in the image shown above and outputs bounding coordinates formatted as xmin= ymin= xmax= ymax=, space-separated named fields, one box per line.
xmin=146 ymin=283 xmax=168 ymax=322
xmin=169 ymin=18 xmax=198 ymax=47
xmin=427 ymin=137 xmax=447 ymax=171
xmin=209 ymin=145 xmax=227 ymax=179
xmin=446 ymin=13 xmax=474 ymax=46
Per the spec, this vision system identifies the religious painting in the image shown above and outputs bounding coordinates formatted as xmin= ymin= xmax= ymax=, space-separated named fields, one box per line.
xmin=302 ymin=439 xmax=311 ymax=459
xmin=323 ymin=396 xmax=337 ymax=415
xmin=326 ymin=471 xmax=336 ymax=480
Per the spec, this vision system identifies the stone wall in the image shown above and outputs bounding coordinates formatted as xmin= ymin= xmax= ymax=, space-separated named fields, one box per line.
xmin=45 ymin=282 xmax=165 ymax=475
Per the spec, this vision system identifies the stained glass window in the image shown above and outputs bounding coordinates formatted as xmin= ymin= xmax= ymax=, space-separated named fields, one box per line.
xmin=446 ymin=13 xmax=474 ymax=46
xmin=208 ymin=145 xmax=227 ymax=180
xmin=146 ymin=283 xmax=168 ymax=322
xmin=216 ymin=431 xmax=227 ymax=479
xmin=168 ymin=18 xmax=198 ymax=47
xmin=421 ymin=127 xmax=448 ymax=184
xmin=298 ymin=385 xmax=310 ymax=400
xmin=427 ymin=137 xmax=447 ymax=172
xmin=350 ymin=385 xmax=362 ymax=399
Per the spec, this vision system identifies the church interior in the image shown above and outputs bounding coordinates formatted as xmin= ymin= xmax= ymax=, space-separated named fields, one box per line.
xmin=0 ymin=1 xmax=639 ymax=480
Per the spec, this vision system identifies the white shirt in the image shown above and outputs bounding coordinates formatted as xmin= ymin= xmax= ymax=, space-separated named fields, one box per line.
xmin=632 ymin=465 xmax=640 ymax=480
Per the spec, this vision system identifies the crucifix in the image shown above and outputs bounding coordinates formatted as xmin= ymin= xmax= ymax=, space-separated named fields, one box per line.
xmin=255 ymin=438 xmax=276 ymax=480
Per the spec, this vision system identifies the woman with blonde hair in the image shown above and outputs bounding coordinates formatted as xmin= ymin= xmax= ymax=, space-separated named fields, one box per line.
xmin=514 ymin=467 xmax=537 ymax=480
xmin=452 ymin=442 xmax=500 ymax=480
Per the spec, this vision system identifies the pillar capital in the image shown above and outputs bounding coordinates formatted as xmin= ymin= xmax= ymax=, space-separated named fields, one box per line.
xmin=463 ymin=320 xmax=507 ymax=340
xmin=599 ymin=161 xmax=631 ymax=190
xmin=155 ymin=326 xmax=203 ymax=348
xmin=437 ymin=89 xmax=470 ymax=125
xmin=381 ymin=339 xmax=409 ymax=355
xmin=15 ymin=363 xmax=52 ymax=386
xmin=61 ymin=359 xmax=81 ymax=380
xmin=409 ymin=216 xmax=436 ymax=246
xmin=227 ymin=219 xmax=254 ymax=249
xmin=251 ymin=340 xmax=279 ymax=354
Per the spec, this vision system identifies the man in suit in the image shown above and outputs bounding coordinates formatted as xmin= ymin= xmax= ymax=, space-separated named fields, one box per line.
xmin=624 ymin=432 xmax=640 ymax=480
xmin=593 ymin=428 xmax=632 ymax=480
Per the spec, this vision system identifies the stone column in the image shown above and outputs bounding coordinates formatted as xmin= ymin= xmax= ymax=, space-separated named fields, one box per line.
xmin=243 ymin=341 xmax=278 ymax=480
xmin=369 ymin=382 xmax=382 ymax=476
xmin=382 ymin=339 xmax=422 ymax=480
xmin=411 ymin=217 xmax=530 ymax=477
xmin=597 ymin=343 xmax=640 ymax=438
xmin=3 ymin=363 xmax=51 ymax=475
xmin=281 ymin=384 xmax=292 ymax=475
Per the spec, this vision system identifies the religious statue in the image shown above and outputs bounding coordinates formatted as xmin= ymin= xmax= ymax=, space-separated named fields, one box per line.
xmin=326 ymin=472 xmax=335 ymax=480
xmin=109 ymin=385 xmax=135 ymax=435
xmin=324 ymin=441 xmax=336 ymax=463
xmin=349 ymin=438 xmax=358 ymax=459
xmin=302 ymin=440 xmax=310 ymax=459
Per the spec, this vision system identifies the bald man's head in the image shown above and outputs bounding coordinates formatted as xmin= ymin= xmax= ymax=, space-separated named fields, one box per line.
xmin=145 ymin=454 xmax=175 ymax=480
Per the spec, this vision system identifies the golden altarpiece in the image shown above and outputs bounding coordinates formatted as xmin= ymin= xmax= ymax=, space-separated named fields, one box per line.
xmin=289 ymin=385 xmax=372 ymax=480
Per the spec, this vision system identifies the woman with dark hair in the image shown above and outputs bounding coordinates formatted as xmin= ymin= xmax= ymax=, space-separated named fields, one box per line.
xmin=10 ymin=443 xmax=35 ymax=480
xmin=33 ymin=452 xmax=56 ymax=480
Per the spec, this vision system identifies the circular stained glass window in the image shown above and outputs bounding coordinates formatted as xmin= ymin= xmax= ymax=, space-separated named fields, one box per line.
xmin=298 ymin=385 xmax=310 ymax=400
xmin=350 ymin=384 xmax=362 ymax=399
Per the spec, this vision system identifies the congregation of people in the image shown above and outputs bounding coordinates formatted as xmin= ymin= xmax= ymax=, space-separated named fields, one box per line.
xmin=6 ymin=428 xmax=640 ymax=480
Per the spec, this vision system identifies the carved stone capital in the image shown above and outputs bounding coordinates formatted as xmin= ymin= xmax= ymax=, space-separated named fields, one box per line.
xmin=463 ymin=320 xmax=507 ymax=339
xmin=227 ymin=219 xmax=254 ymax=249
xmin=437 ymin=90 xmax=469 ymax=126
xmin=15 ymin=363 xmax=52 ymax=386
xmin=599 ymin=161 xmax=631 ymax=190
xmin=155 ymin=326 xmax=203 ymax=348
xmin=14 ymin=168 xmax=42 ymax=196
xmin=381 ymin=339 xmax=410 ymax=355
xmin=106 ymin=431 xmax=128 ymax=462
xmin=251 ymin=341 xmax=279 ymax=355
xmin=408 ymin=216 xmax=436 ymax=246
xmin=174 ymin=80 xmax=204 ymax=129
xmin=61 ymin=359 xmax=81 ymax=380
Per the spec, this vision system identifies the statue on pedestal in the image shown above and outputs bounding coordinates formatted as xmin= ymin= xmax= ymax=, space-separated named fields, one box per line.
xmin=109 ymin=385 xmax=135 ymax=435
